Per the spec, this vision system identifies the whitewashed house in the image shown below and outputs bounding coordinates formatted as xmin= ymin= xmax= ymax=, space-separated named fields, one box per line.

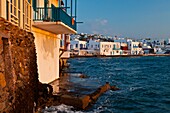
xmin=87 ymin=38 xmax=100 ymax=55
xmin=70 ymin=39 xmax=87 ymax=55
xmin=128 ymin=41 xmax=143 ymax=55
xmin=88 ymin=38 xmax=100 ymax=50
xmin=99 ymin=42 xmax=122 ymax=56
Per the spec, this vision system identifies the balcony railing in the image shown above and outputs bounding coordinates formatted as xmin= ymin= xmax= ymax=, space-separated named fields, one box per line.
xmin=133 ymin=46 xmax=139 ymax=48
xmin=33 ymin=5 xmax=77 ymax=31
xmin=113 ymin=47 xmax=121 ymax=50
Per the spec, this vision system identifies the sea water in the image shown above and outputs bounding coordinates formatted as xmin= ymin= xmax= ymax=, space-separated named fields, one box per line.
xmin=44 ymin=56 xmax=170 ymax=113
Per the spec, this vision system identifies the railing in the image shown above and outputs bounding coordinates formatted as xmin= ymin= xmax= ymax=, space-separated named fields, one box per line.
xmin=33 ymin=6 xmax=77 ymax=31
xmin=133 ymin=46 xmax=139 ymax=48
xmin=113 ymin=47 xmax=121 ymax=50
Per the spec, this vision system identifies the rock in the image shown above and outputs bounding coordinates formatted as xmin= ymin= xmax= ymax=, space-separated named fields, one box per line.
xmin=60 ymin=95 xmax=91 ymax=110
xmin=90 ymin=83 xmax=111 ymax=101
xmin=79 ymin=74 xmax=88 ymax=78
xmin=0 ymin=72 xmax=6 ymax=88
xmin=38 ymin=83 xmax=53 ymax=98
xmin=0 ymin=102 xmax=6 ymax=110
xmin=0 ymin=17 xmax=39 ymax=112
xmin=110 ymin=86 xmax=120 ymax=91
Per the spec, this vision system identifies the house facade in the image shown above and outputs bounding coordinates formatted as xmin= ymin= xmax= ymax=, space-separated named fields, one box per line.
xmin=70 ymin=38 xmax=87 ymax=55
xmin=87 ymin=38 xmax=100 ymax=55
xmin=128 ymin=41 xmax=143 ymax=55
xmin=32 ymin=0 xmax=77 ymax=83
xmin=0 ymin=0 xmax=32 ymax=30
xmin=100 ymin=42 xmax=122 ymax=56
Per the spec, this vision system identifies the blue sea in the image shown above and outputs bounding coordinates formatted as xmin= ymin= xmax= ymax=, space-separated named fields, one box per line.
xmin=45 ymin=56 xmax=170 ymax=113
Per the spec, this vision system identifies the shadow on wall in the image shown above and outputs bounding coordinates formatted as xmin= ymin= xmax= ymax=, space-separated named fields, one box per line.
xmin=42 ymin=35 xmax=57 ymax=59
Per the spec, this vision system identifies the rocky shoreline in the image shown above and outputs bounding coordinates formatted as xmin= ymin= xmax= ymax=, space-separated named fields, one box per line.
xmin=36 ymin=73 xmax=119 ymax=112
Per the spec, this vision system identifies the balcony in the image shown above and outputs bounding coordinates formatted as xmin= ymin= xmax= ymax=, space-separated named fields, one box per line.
xmin=33 ymin=5 xmax=77 ymax=34
xmin=113 ymin=47 xmax=121 ymax=50
xmin=133 ymin=46 xmax=139 ymax=48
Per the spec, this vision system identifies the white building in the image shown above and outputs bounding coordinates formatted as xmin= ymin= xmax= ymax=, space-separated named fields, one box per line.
xmin=88 ymin=38 xmax=100 ymax=50
xmin=100 ymin=42 xmax=122 ymax=56
xmin=70 ymin=39 xmax=87 ymax=55
xmin=128 ymin=41 xmax=143 ymax=55
xmin=70 ymin=39 xmax=87 ymax=50
xmin=87 ymin=38 xmax=100 ymax=55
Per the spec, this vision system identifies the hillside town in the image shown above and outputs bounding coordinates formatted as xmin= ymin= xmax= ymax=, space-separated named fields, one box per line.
xmin=69 ymin=33 xmax=170 ymax=56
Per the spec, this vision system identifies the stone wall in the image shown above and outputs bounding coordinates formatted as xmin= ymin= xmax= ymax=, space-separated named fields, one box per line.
xmin=0 ymin=17 xmax=39 ymax=112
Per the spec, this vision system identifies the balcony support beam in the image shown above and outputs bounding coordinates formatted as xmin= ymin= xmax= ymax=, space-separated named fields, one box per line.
xmin=65 ymin=0 xmax=67 ymax=12
xmin=75 ymin=0 xmax=77 ymax=21
xmin=71 ymin=0 xmax=73 ymax=17
xmin=59 ymin=0 xmax=61 ymax=7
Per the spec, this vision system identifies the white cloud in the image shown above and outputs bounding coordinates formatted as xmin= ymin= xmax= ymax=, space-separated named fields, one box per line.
xmin=79 ymin=19 xmax=114 ymax=35
xmin=100 ymin=19 xmax=108 ymax=25
xmin=95 ymin=19 xmax=108 ymax=26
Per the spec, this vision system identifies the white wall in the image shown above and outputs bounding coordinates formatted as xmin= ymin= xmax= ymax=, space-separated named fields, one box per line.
xmin=88 ymin=39 xmax=100 ymax=50
xmin=33 ymin=31 xmax=60 ymax=83
xmin=70 ymin=39 xmax=87 ymax=50
xmin=128 ymin=41 xmax=143 ymax=55
xmin=99 ymin=42 xmax=122 ymax=55
xmin=70 ymin=40 xmax=79 ymax=50
xmin=99 ymin=42 xmax=112 ymax=55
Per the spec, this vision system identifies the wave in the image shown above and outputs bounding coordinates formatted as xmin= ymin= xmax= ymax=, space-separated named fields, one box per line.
xmin=42 ymin=104 xmax=84 ymax=113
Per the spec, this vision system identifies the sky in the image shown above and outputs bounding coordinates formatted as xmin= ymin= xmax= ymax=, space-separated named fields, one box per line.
xmin=76 ymin=0 xmax=170 ymax=39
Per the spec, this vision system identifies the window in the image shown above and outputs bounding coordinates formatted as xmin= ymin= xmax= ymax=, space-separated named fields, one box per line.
xmin=80 ymin=44 xmax=83 ymax=49
xmin=60 ymin=40 xmax=62 ymax=47
xmin=6 ymin=0 xmax=9 ymax=20
xmin=70 ymin=45 xmax=73 ymax=49
xmin=76 ymin=44 xmax=78 ymax=48
xmin=113 ymin=44 xmax=116 ymax=49
xmin=6 ymin=0 xmax=32 ymax=30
